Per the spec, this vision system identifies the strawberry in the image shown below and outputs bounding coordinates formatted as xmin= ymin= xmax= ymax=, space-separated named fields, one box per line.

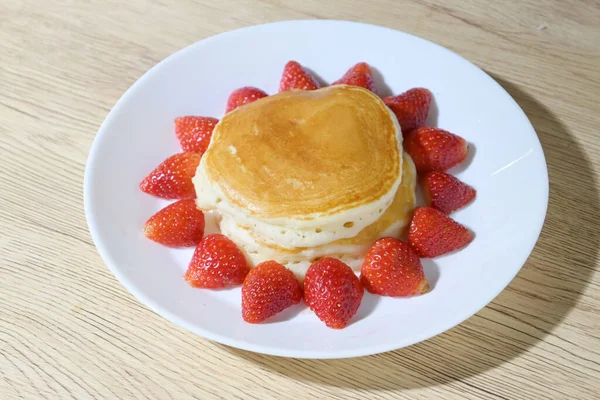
xmin=332 ymin=62 xmax=377 ymax=94
xmin=361 ymin=238 xmax=429 ymax=297
xmin=242 ymin=261 xmax=303 ymax=323
xmin=383 ymin=88 xmax=432 ymax=132
xmin=174 ymin=116 xmax=218 ymax=153
xmin=140 ymin=152 xmax=201 ymax=199
xmin=279 ymin=61 xmax=320 ymax=92
xmin=304 ymin=258 xmax=363 ymax=329
xmin=225 ymin=87 xmax=268 ymax=113
xmin=408 ymin=206 xmax=473 ymax=258
xmin=185 ymin=234 xmax=250 ymax=288
xmin=422 ymin=171 xmax=476 ymax=214
xmin=144 ymin=200 xmax=205 ymax=247
xmin=404 ymin=127 xmax=468 ymax=173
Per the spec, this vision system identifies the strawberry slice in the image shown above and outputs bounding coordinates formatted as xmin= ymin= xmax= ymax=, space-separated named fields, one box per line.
xmin=175 ymin=116 xmax=218 ymax=153
xmin=332 ymin=62 xmax=377 ymax=94
xmin=422 ymin=171 xmax=476 ymax=214
xmin=140 ymin=152 xmax=201 ymax=199
xmin=144 ymin=200 xmax=205 ymax=247
xmin=242 ymin=261 xmax=303 ymax=323
xmin=383 ymin=88 xmax=432 ymax=133
xmin=279 ymin=61 xmax=320 ymax=92
xmin=304 ymin=258 xmax=363 ymax=329
xmin=361 ymin=237 xmax=429 ymax=297
xmin=185 ymin=234 xmax=250 ymax=288
xmin=225 ymin=87 xmax=268 ymax=113
xmin=408 ymin=206 xmax=473 ymax=258
xmin=404 ymin=127 xmax=468 ymax=173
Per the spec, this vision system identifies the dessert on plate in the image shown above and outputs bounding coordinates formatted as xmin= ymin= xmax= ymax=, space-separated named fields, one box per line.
xmin=139 ymin=61 xmax=475 ymax=329
xmin=193 ymin=84 xmax=415 ymax=277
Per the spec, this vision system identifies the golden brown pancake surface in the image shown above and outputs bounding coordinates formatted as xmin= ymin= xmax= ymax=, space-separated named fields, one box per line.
xmin=203 ymin=85 xmax=402 ymax=219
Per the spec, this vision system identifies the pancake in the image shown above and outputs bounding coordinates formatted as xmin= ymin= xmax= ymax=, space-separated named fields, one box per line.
xmin=194 ymin=85 xmax=403 ymax=248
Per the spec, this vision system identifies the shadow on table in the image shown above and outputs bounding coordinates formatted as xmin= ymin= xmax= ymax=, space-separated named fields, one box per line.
xmin=223 ymin=76 xmax=599 ymax=390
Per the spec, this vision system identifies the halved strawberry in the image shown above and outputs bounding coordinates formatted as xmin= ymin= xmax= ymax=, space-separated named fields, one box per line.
xmin=404 ymin=127 xmax=468 ymax=173
xmin=422 ymin=171 xmax=476 ymax=214
xmin=361 ymin=237 xmax=429 ymax=297
xmin=185 ymin=234 xmax=250 ymax=288
xmin=139 ymin=153 xmax=201 ymax=199
xmin=242 ymin=261 xmax=303 ymax=323
xmin=279 ymin=61 xmax=320 ymax=92
xmin=225 ymin=87 xmax=268 ymax=113
xmin=144 ymin=200 xmax=205 ymax=247
xmin=332 ymin=62 xmax=377 ymax=93
xmin=408 ymin=206 xmax=473 ymax=258
xmin=175 ymin=116 xmax=218 ymax=153
xmin=304 ymin=258 xmax=363 ymax=329
xmin=383 ymin=88 xmax=432 ymax=133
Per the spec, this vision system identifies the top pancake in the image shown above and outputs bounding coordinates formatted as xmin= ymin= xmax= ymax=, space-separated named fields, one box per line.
xmin=200 ymin=85 xmax=402 ymax=220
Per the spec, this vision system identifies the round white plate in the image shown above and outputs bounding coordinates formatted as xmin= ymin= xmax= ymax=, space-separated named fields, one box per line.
xmin=84 ymin=20 xmax=548 ymax=359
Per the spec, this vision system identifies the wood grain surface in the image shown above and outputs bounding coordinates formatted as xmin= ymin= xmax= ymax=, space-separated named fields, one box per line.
xmin=1 ymin=0 xmax=599 ymax=398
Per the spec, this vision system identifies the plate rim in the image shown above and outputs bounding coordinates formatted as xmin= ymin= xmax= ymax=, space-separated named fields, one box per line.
xmin=84 ymin=19 xmax=549 ymax=359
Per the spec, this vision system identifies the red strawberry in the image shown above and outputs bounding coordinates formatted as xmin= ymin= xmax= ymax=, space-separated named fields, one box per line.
xmin=383 ymin=88 xmax=432 ymax=132
xmin=422 ymin=172 xmax=476 ymax=214
xmin=332 ymin=62 xmax=377 ymax=94
xmin=408 ymin=206 xmax=473 ymax=258
xmin=242 ymin=261 xmax=303 ymax=323
xmin=225 ymin=87 xmax=268 ymax=113
xmin=361 ymin=238 xmax=429 ymax=297
xmin=185 ymin=234 xmax=250 ymax=288
xmin=175 ymin=116 xmax=218 ymax=153
xmin=404 ymin=127 xmax=468 ymax=173
xmin=279 ymin=61 xmax=320 ymax=92
xmin=140 ymin=153 xmax=201 ymax=199
xmin=144 ymin=200 xmax=205 ymax=247
xmin=304 ymin=258 xmax=363 ymax=329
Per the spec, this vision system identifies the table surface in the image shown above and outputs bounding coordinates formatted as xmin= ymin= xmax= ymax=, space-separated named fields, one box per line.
xmin=2 ymin=0 xmax=599 ymax=399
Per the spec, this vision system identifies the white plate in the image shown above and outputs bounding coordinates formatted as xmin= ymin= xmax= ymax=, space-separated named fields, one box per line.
xmin=84 ymin=20 xmax=548 ymax=359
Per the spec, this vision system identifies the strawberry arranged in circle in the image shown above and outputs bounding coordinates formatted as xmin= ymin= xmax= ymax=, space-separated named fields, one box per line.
xmin=242 ymin=261 xmax=303 ymax=323
xmin=175 ymin=116 xmax=218 ymax=153
xmin=279 ymin=61 xmax=320 ymax=92
xmin=361 ymin=238 xmax=429 ymax=297
xmin=422 ymin=171 xmax=476 ymax=214
xmin=404 ymin=127 xmax=468 ymax=173
xmin=144 ymin=200 xmax=205 ymax=247
xmin=332 ymin=62 xmax=377 ymax=94
xmin=185 ymin=234 xmax=250 ymax=288
xmin=226 ymin=87 xmax=268 ymax=113
xmin=304 ymin=257 xmax=364 ymax=329
xmin=140 ymin=152 xmax=201 ymax=199
xmin=383 ymin=88 xmax=432 ymax=133
xmin=408 ymin=206 xmax=473 ymax=258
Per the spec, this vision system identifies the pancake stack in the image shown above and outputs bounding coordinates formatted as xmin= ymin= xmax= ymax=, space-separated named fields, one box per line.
xmin=194 ymin=85 xmax=416 ymax=276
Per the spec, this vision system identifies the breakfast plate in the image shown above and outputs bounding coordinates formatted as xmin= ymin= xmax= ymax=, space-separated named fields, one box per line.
xmin=84 ymin=20 xmax=548 ymax=358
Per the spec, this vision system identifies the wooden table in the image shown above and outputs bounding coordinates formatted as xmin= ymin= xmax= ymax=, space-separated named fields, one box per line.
xmin=2 ymin=0 xmax=599 ymax=398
